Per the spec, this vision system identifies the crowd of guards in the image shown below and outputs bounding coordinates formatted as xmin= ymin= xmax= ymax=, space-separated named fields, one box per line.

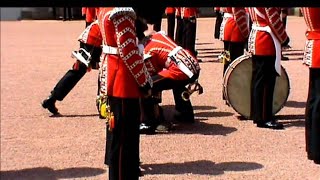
xmin=41 ymin=7 xmax=319 ymax=179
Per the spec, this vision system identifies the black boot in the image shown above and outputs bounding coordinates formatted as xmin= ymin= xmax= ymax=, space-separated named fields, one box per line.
xmin=256 ymin=120 xmax=284 ymax=130
xmin=42 ymin=95 xmax=59 ymax=115
xmin=139 ymin=123 xmax=156 ymax=135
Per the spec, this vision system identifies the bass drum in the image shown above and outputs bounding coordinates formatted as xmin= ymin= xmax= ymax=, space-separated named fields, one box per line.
xmin=223 ymin=54 xmax=290 ymax=119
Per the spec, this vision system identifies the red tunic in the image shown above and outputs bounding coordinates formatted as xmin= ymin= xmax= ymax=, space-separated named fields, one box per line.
xmin=84 ymin=7 xmax=98 ymax=23
xmin=220 ymin=7 xmax=232 ymax=14
xmin=143 ymin=32 xmax=200 ymax=80
xmin=81 ymin=7 xmax=86 ymax=16
xmin=180 ymin=7 xmax=198 ymax=19
xmin=165 ymin=7 xmax=175 ymax=15
xmin=301 ymin=8 xmax=320 ymax=68
xmin=97 ymin=7 xmax=152 ymax=98
xmin=77 ymin=20 xmax=102 ymax=47
xmin=220 ymin=7 xmax=249 ymax=42
xmin=247 ymin=7 xmax=288 ymax=56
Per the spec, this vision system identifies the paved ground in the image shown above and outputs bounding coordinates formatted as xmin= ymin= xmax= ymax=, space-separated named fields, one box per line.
xmin=1 ymin=17 xmax=320 ymax=180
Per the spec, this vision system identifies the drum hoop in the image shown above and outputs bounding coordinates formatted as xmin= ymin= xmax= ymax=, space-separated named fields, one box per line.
xmin=223 ymin=54 xmax=290 ymax=118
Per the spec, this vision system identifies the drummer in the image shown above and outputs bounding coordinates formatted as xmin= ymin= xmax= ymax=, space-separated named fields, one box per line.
xmin=219 ymin=7 xmax=249 ymax=100
xmin=247 ymin=7 xmax=289 ymax=130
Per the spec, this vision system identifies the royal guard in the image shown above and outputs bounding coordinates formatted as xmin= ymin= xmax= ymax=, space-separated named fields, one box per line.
xmin=247 ymin=7 xmax=289 ymax=129
xmin=139 ymin=30 xmax=202 ymax=134
xmin=219 ymin=7 xmax=249 ymax=102
xmin=219 ymin=7 xmax=249 ymax=75
xmin=214 ymin=7 xmax=223 ymax=39
xmin=165 ymin=7 xmax=176 ymax=40
xmin=82 ymin=7 xmax=99 ymax=27
xmin=280 ymin=7 xmax=291 ymax=60
xmin=180 ymin=7 xmax=199 ymax=58
xmin=42 ymin=21 xmax=102 ymax=115
xmin=97 ymin=7 xmax=153 ymax=180
xmin=300 ymin=7 xmax=320 ymax=165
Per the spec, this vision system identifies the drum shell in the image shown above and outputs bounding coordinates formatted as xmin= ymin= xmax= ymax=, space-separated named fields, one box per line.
xmin=223 ymin=54 xmax=290 ymax=119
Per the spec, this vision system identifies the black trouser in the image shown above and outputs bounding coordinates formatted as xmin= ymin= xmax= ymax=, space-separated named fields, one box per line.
xmin=182 ymin=17 xmax=197 ymax=57
xmin=105 ymin=97 xmax=141 ymax=180
xmin=175 ymin=17 xmax=183 ymax=46
xmin=305 ymin=68 xmax=320 ymax=164
xmin=140 ymin=96 xmax=164 ymax=127
xmin=51 ymin=62 xmax=87 ymax=101
xmin=141 ymin=74 xmax=196 ymax=126
xmin=281 ymin=8 xmax=288 ymax=28
xmin=166 ymin=13 xmax=176 ymax=40
xmin=223 ymin=41 xmax=245 ymax=75
xmin=154 ymin=74 xmax=197 ymax=113
xmin=51 ymin=43 xmax=102 ymax=101
xmin=282 ymin=16 xmax=287 ymax=28
xmin=153 ymin=17 xmax=162 ymax=32
xmin=134 ymin=6 xmax=165 ymax=32
xmin=251 ymin=55 xmax=277 ymax=123
xmin=63 ymin=7 xmax=72 ymax=20
xmin=52 ymin=7 xmax=57 ymax=20
xmin=214 ymin=11 xmax=223 ymax=39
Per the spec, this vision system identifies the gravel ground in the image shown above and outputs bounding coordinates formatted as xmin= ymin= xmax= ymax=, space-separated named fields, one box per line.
xmin=1 ymin=17 xmax=319 ymax=180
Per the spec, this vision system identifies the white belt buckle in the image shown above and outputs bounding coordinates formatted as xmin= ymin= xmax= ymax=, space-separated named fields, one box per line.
xmin=102 ymin=45 xmax=119 ymax=55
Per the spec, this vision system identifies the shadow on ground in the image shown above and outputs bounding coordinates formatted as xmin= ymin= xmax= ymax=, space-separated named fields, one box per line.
xmin=277 ymin=114 xmax=305 ymax=128
xmin=162 ymin=105 xmax=233 ymax=119
xmin=284 ymin=100 xmax=306 ymax=108
xmin=172 ymin=121 xmax=237 ymax=136
xmin=193 ymin=105 xmax=217 ymax=111
xmin=196 ymin=47 xmax=223 ymax=61
xmin=234 ymin=114 xmax=305 ymax=128
xmin=142 ymin=160 xmax=263 ymax=176
xmin=160 ymin=105 xmax=237 ymax=136
xmin=195 ymin=111 xmax=234 ymax=118
xmin=196 ymin=42 xmax=216 ymax=46
xmin=0 ymin=167 xmax=105 ymax=180
xmin=49 ymin=113 xmax=99 ymax=118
